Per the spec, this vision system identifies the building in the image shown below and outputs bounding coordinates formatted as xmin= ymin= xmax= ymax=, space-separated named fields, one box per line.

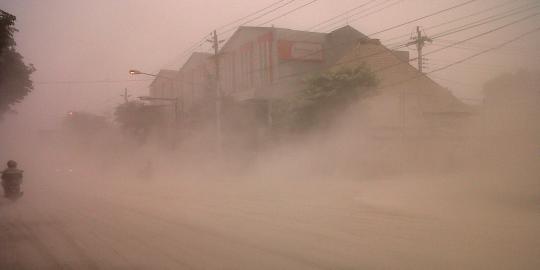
xmin=177 ymin=52 xmax=214 ymax=114
xmin=213 ymin=25 xmax=394 ymax=142
xmin=151 ymin=25 xmax=410 ymax=117
xmin=218 ymin=25 xmax=373 ymax=101
xmin=148 ymin=53 xmax=214 ymax=124
xmin=334 ymin=38 xmax=471 ymax=138
xmin=148 ymin=69 xmax=180 ymax=102
xmin=147 ymin=69 xmax=181 ymax=123
xmin=149 ymin=25 xmax=469 ymax=145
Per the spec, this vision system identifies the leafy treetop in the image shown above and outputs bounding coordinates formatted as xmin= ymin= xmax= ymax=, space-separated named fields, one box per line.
xmin=0 ymin=10 xmax=35 ymax=119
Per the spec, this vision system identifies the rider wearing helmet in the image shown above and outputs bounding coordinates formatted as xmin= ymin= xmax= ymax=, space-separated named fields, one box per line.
xmin=1 ymin=160 xmax=23 ymax=198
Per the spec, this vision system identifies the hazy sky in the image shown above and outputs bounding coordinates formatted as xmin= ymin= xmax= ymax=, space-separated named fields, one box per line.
xmin=2 ymin=0 xmax=539 ymax=131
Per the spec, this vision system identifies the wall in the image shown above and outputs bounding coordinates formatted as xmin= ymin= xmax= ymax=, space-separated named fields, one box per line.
xmin=336 ymin=41 xmax=469 ymax=137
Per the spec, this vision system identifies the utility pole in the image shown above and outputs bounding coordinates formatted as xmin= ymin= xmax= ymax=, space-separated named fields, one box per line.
xmin=121 ymin=88 xmax=131 ymax=103
xmin=407 ymin=26 xmax=432 ymax=73
xmin=208 ymin=30 xmax=224 ymax=154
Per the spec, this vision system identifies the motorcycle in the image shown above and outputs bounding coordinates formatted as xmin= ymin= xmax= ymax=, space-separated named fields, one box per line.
xmin=3 ymin=182 xmax=23 ymax=201
xmin=2 ymin=169 xmax=24 ymax=201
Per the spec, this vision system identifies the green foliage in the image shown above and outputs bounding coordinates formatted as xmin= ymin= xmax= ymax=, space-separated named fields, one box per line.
xmin=0 ymin=10 xmax=16 ymax=51
xmin=0 ymin=10 xmax=35 ymax=118
xmin=114 ymin=101 xmax=164 ymax=140
xmin=277 ymin=65 xmax=378 ymax=132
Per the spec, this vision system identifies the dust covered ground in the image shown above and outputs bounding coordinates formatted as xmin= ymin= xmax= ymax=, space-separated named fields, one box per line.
xmin=1 ymin=86 xmax=540 ymax=269
xmin=1 ymin=163 xmax=539 ymax=269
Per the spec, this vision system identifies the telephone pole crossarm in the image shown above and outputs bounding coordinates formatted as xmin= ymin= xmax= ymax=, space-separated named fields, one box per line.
xmin=407 ymin=26 xmax=432 ymax=73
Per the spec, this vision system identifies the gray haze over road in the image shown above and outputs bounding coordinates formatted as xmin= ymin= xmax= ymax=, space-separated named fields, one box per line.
xmin=2 ymin=169 xmax=539 ymax=269
xmin=1 ymin=1 xmax=540 ymax=269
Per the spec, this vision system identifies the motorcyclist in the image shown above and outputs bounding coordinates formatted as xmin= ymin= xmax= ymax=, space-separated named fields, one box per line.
xmin=1 ymin=160 xmax=23 ymax=199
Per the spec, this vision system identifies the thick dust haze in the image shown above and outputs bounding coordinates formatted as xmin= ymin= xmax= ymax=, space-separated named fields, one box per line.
xmin=1 ymin=0 xmax=540 ymax=269
xmin=2 ymin=71 xmax=539 ymax=269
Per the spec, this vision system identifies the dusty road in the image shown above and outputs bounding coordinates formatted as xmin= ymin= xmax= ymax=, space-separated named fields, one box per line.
xmin=1 ymin=173 xmax=539 ymax=270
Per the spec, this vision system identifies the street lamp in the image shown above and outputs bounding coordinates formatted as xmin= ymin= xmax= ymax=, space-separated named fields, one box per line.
xmin=129 ymin=69 xmax=158 ymax=77
xmin=129 ymin=69 xmax=180 ymax=122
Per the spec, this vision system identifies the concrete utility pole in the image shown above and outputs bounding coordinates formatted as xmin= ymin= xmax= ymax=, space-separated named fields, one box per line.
xmin=407 ymin=26 xmax=432 ymax=73
xmin=208 ymin=30 xmax=224 ymax=154
xmin=121 ymin=88 xmax=131 ymax=103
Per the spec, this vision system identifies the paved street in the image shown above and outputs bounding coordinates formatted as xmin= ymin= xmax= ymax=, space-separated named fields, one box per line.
xmin=1 ymin=174 xmax=539 ymax=270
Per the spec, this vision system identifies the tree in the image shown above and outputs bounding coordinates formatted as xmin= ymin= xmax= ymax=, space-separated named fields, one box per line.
xmin=482 ymin=70 xmax=540 ymax=138
xmin=483 ymin=70 xmax=539 ymax=106
xmin=276 ymin=65 xmax=378 ymax=133
xmin=0 ymin=10 xmax=35 ymax=119
xmin=114 ymin=101 xmax=164 ymax=141
xmin=63 ymin=111 xmax=108 ymax=135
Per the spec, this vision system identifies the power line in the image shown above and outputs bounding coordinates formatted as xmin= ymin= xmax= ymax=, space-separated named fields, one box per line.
xmin=389 ymin=3 xmax=540 ymax=51
xmin=172 ymin=0 xmax=478 ymax=78
xmin=315 ymin=0 xmax=399 ymax=32
xmin=383 ymin=0 xmax=523 ymax=43
xmin=429 ymin=61 xmax=516 ymax=74
xmin=429 ymin=41 xmax=540 ymax=59
xmin=272 ymin=11 xmax=539 ymax=85
xmin=335 ymin=0 xmax=404 ymax=31
xmin=200 ymin=0 xmax=320 ymax=56
xmin=164 ymin=1 xmax=296 ymax=68
xmin=434 ymin=38 xmax=540 ymax=51
xmin=368 ymin=0 xmax=479 ymax=36
xmin=35 ymin=73 xmax=209 ymax=86
xmin=428 ymin=26 xmax=540 ymax=75
xmin=378 ymin=28 xmax=540 ymax=106
xmin=431 ymin=2 xmax=540 ymax=39
xmin=369 ymin=14 xmax=540 ymax=75
xmin=160 ymin=34 xmax=211 ymax=69
xmin=428 ymin=57 xmax=525 ymax=70
xmin=34 ymin=79 xmax=152 ymax=85
xmin=422 ymin=12 xmax=540 ymax=58
xmin=215 ymin=0 xmax=323 ymax=59
xmin=406 ymin=26 xmax=432 ymax=73
xmin=256 ymin=0 xmax=320 ymax=27
xmin=373 ymin=11 xmax=540 ymax=74
xmin=166 ymin=0 xmax=478 ymax=76
xmin=247 ymin=0 xmax=482 ymax=78
xmin=429 ymin=74 xmax=481 ymax=87
xmin=215 ymin=0 xmax=290 ymax=31
xmin=213 ymin=0 xmax=388 ymax=78
xmin=219 ymin=0 xmax=298 ymax=35
xmin=258 ymin=0 xmax=381 ymax=45
xmin=372 ymin=26 xmax=540 ymax=92
xmin=306 ymin=0 xmax=380 ymax=32
xmin=217 ymin=0 xmax=321 ymax=46
xmin=223 ymin=0 xmax=537 ymax=95
xmin=166 ymin=0 xmax=526 ymax=101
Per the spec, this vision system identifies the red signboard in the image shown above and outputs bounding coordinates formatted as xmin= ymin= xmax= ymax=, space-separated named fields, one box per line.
xmin=278 ymin=40 xmax=323 ymax=61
